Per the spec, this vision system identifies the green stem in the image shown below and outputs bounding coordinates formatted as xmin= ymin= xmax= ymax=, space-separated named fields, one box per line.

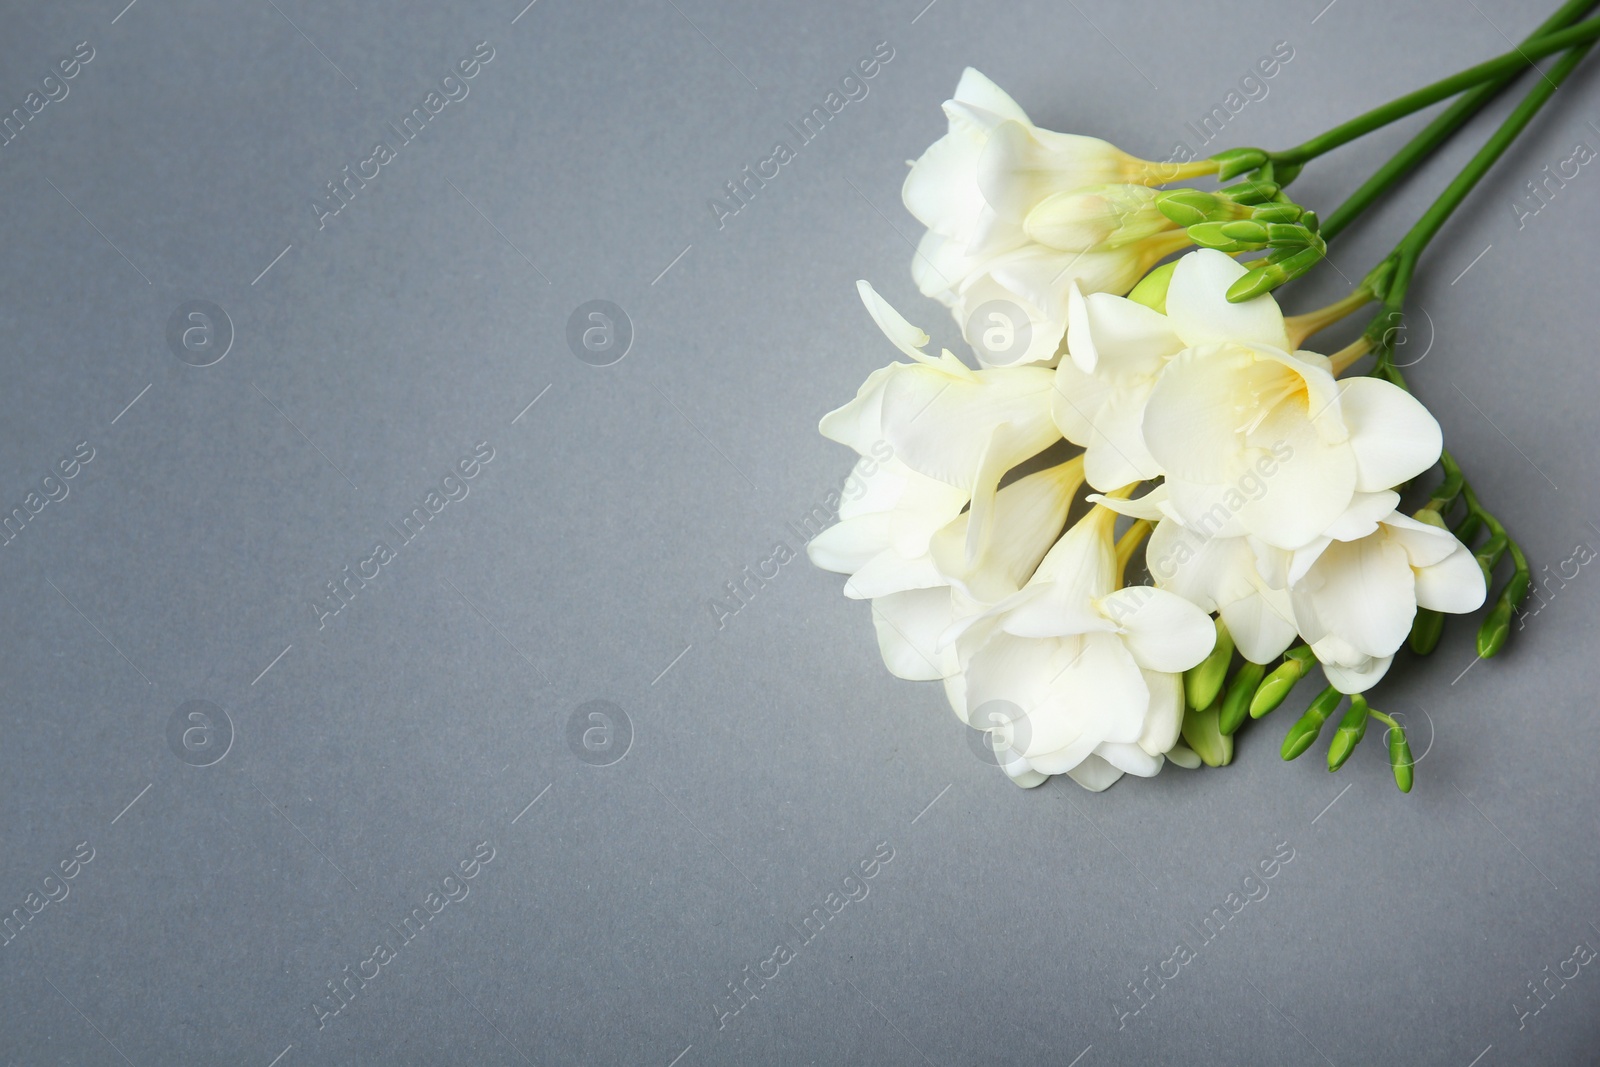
xmin=1322 ymin=0 xmax=1599 ymax=240
xmin=1364 ymin=37 xmax=1596 ymax=322
xmin=1270 ymin=15 xmax=1600 ymax=167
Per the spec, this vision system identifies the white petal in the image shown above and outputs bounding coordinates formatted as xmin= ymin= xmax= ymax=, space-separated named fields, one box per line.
xmin=1094 ymin=741 xmax=1164 ymax=778
xmin=1413 ymin=541 xmax=1488 ymax=614
xmin=1165 ymin=742 xmax=1201 ymax=769
xmin=950 ymin=68 xmax=1031 ymax=122
xmin=1065 ymin=753 xmax=1125 ymax=791
xmin=1319 ymin=652 xmax=1394 ymax=694
xmin=1097 ymin=586 xmax=1217 ymax=672
xmin=871 ymin=588 xmax=959 ymax=680
xmin=1070 ymin=289 xmax=1184 ymax=380
xmin=1291 ymin=536 xmax=1416 ymax=658
xmin=877 ymin=364 xmax=1058 ymax=490
xmin=1137 ymin=668 xmax=1185 ymax=755
xmin=1340 ymin=377 xmax=1442 ymax=491
xmin=1082 ymin=385 xmax=1162 ymax=490
xmin=931 ymin=459 xmax=1082 ymax=603
xmin=807 ymin=514 xmax=892 ymax=575
xmin=1219 ymin=589 xmax=1299 ymax=663
xmin=1322 ymin=490 xmax=1401 ymax=542
xmin=1164 ymin=249 xmax=1289 ymax=350
xmin=856 ymin=280 xmax=933 ymax=362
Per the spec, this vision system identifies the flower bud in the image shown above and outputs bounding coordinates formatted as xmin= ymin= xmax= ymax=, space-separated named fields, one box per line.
xmin=1477 ymin=571 xmax=1530 ymax=658
xmin=1211 ymin=147 xmax=1268 ymax=180
xmin=1388 ymin=725 xmax=1414 ymax=793
xmin=1185 ymin=618 xmax=1234 ymax=711
xmin=1408 ymin=607 xmax=1444 ymax=656
xmin=1280 ymin=685 xmax=1341 ymax=761
xmin=1411 ymin=507 xmax=1448 ymax=531
xmin=1250 ymin=647 xmax=1314 ymax=719
xmin=1155 ymin=189 xmax=1223 ymax=227
xmin=1219 ymin=220 xmax=1270 ymax=243
xmin=1326 ymin=694 xmax=1371 ymax=772
xmin=1127 ymin=260 xmax=1176 ymax=313
xmin=1181 ymin=697 xmax=1233 ymax=768
xmin=1218 ymin=661 xmax=1266 ymax=736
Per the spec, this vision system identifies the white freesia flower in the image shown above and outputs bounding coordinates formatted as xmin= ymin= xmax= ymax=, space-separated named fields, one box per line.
xmin=820 ymin=282 xmax=1059 ymax=510
xmin=1287 ymin=504 xmax=1486 ymax=692
xmin=903 ymin=68 xmax=1204 ymax=367
xmin=805 ymin=455 xmax=969 ymax=600
xmin=1105 ymin=485 xmax=1487 ymax=692
xmin=1133 ymin=250 xmax=1443 ymax=550
xmin=946 ymin=507 xmax=1215 ymax=791
xmin=809 ymin=459 xmax=1085 ymax=682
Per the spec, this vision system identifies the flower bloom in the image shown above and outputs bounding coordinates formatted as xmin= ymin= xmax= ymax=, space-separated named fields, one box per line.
xmin=809 ymin=281 xmax=1078 ymax=683
xmin=1285 ymin=499 xmax=1486 ymax=692
xmin=1057 ymin=249 xmax=1442 ymax=551
xmin=1110 ymin=486 xmax=1486 ymax=692
xmin=945 ymin=508 xmax=1216 ymax=790
xmin=903 ymin=68 xmax=1207 ymax=368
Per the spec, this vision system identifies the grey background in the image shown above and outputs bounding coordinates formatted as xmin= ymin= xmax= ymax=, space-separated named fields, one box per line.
xmin=0 ymin=0 xmax=1596 ymax=1063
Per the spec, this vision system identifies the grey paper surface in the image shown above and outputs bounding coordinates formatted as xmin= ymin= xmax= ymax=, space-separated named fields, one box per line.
xmin=2 ymin=0 xmax=1598 ymax=1063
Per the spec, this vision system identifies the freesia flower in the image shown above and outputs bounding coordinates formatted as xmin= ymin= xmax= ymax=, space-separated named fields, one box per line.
xmin=945 ymin=507 xmax=1216 ymax=790
xmin=1286 ymin=502 xmax=1486 ymax=692
xmin=820 ymin=281 xmax=1059 ymax=512
xmin=903 ymin=68 xmax=1207 ymax=367
xmin=1054 ymin=249 xmax=1444 ymax=541
xmin=811 ymin=281 xmax=1084 ymax=683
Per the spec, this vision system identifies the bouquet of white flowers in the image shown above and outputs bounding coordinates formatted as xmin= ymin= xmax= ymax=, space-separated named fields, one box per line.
xmin=811 ymin=4 xmax=1600 ymax=792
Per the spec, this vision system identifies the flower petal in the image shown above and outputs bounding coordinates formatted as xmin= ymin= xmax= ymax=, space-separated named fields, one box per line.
xmin=871 ymin=587 xmax=959 ymax=680
xmin=1413 ymin=541 xmax=1488 ymax=614
xmin=1340 ymin=377 xmax=1443 ymax=491
xmin=1097 ymin=586 xmax=1216 ymax=672
xmin=1065 ymin=753 xmax=1125 ymax=791
xmin=1164 ymin=249 xmax=1290 ymax=350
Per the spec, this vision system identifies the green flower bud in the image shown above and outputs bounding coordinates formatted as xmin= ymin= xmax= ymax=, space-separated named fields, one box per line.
xmin=1388 ymin=725 xmax=1414 ymax=793
xmin=1181 ymin=697 xmax=1233 ymax=768
xmin=1227 ymin=245 xmax=1323 ymax=302
xmin=1218 ymin=661 xmax=1266 ymax=736
xmin=1326 ymin=694 xmax=1371 ymax=771
xmin=1219 ymin=220 xmax=1270 ymax=243
xmin=1155 ymin=189 xmax=1222 ymax=227
xmin=1475 ymin=533 xmax=1508 ymax=581
xmin=1128 ymin=261 xmax=1176 ymax=314
xmin=1477 ymin=571 xmax=1531 ymax=658
xmin=1186 ymin=618 xmax=1235 ymax=711
xmin=1250 ymin=647 xmax=1314 ymax=719
xmin=1220 ymin=179 xmax=1278 ymax=204
xmin=1211 ymin=147 xmax=1269 ymax=181
xmin=1249 ymin=202 xmax=1302 ymax=224
xmin=1280 ymin=685 xmax=1341 ymax=761
xmin=1187 ymin=222 xmax=1246 ymax=252
xmin=1454 ymin=512 xmax=1483 ymax=544
xmin=1264 ymin=222 xmax=1317 ymax=248
xmin=1412 ymin=508 xmax=1448 ymax=532
xmin=1408 ymin=607 xmax=1444 ymax=656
